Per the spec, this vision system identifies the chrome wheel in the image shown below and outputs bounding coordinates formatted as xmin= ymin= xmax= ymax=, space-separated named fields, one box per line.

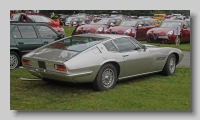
xmin=169 ymin=57 xmax=175 ymax=73
xmin=10 ymin=54 xmax=19 ymax=69
xmin=101 ymin=68 xmax=115 ymax=88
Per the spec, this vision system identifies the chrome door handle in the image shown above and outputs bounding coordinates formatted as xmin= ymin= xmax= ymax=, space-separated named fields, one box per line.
xmin=123 ymin=54 xmax=129 ymax=57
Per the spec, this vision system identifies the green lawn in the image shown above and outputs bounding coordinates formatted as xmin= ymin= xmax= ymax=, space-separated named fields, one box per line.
xmin=10 ymin=67 xmax=190 ymax=110
xmin=62 ymin=26 xmax=190 ymax=51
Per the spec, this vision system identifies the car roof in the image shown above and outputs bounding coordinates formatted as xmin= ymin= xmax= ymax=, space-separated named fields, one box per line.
xmin=72 ymin=33 xmax=130 ymax=39
xmin=10 ymin=21 xmax=49 ymax=25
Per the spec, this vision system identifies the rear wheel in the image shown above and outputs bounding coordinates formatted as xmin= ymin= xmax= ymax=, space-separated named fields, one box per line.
xmin=161 ymin=54 xmax=176 ymax=76
xmin=10 ymin=51 xmax=20 ymax=70
xmin=92 ymin=64 xmax=117 ymax=91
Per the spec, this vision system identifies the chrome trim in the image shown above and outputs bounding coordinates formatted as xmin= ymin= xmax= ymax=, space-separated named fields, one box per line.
xmin=118 ymin=70 xmax=161 ymax=80
xmin=67 ymin=71 xmax=93 ymax=78
xmin=20 ymin=77 xmax=42 ymax=81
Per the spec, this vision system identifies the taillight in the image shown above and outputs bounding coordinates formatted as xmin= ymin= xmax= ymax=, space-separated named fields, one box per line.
xmin=22 ymin=59 xmax=31 ymax=66
xmin=54 ymin=64 xmax=67 ymax=72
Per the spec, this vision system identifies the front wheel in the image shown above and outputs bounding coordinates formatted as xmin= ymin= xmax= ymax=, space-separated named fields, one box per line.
xmin=161 ymin=54 xmax=176 ymax=76
xmin=10 ymin=51 xmax=20 ymax=70
xmin=92 ymin=64 xmax=117 ymax=91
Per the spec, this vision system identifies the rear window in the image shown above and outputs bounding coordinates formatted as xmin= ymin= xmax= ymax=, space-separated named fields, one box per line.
xmin=47 ymin=36 xmax=108 ymax=52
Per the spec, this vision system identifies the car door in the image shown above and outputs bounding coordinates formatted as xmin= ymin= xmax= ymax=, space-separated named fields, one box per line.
xmin=181 ymin=21 xmax=190 ymax=42
xmin=113 ymin=37 xmax=153 ymax=76
xmin=135 ymin=20 xmax=146 ymax=40
xmin=35 ymin=25 xmax=60 ymax=45
xmin=11 ymin=25 xmax=43 ymax=55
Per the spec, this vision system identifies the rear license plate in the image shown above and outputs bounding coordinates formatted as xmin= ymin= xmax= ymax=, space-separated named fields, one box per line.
xmin=38 ymin=61 xmax=46 ymax=69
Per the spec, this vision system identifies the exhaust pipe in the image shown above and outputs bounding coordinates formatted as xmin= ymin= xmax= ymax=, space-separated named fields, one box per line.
xmin=20 ymin=77 xmax=42 ymax=81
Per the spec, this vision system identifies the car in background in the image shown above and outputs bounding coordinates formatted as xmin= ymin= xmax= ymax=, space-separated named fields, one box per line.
xmin=11 ymin=13 xmax=65 ymax=36
xmin=10 ymin=21 xmax=64 ymax=69
xmin=146 ymin=20 xmax=190 ymax=44
xmin=106 ymin=19 xmax=155 ymax=40
xmin=72 ymin=18 xmax=119 ymax=35
xmin=58 ymin=14 xmax=69 ymax=25
xmin=65 ymin=16 xmax=86 ymax=26
xmin=21 ymin=34 xmax=184 ymax=91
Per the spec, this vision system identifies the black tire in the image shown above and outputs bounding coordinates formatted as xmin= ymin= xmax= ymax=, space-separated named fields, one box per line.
xmin=92 ymin=64 xmax=117 ymax=91
xmin=161 ymin=54 xmax=176 ymax=76
xmin=10 ymin=51 xmax=20 ymax=70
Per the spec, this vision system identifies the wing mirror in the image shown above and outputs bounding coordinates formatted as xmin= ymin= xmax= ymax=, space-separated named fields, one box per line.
xmin=59 ymin=34 xmax=64 ymax=39
xmin=110 ymin=22 xmax=114 ymax=27
xmin=141 ymin=45 xmax=147 ymax=51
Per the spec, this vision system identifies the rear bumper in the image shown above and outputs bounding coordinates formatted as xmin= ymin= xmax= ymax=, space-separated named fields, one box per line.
xmin=22 ymin=66 xmax=93 ymax=83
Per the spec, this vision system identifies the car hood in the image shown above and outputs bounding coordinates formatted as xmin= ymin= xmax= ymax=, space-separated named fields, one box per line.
xmin=24 ymin=47 xmax=79 ymax=62
xmin=46 ymin=22 xmax=62 ymax=30
xmin=148 ymin=28 xmax=175 ymax=34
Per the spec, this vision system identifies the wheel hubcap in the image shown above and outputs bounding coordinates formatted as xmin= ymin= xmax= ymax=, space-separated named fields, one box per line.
xmin=169 ymin=57 xmax=175 ymax=73
xmin=10 ymin=54 xmax=18 ymax=69
xmin=101 ymin=68 xmax=115 ymax=88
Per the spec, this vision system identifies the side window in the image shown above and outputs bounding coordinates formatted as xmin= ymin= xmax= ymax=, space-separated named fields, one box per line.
xmin=11 ymin=14 xmax=20 ymax=21
xmin=36 ymin=25 xmax=58 ymax=38
xmin=113 ymin=38 xmax=137 ymax=52
xmin=144 ymin=20 xmax=151 ymax=26
xmin=18 ymin=25 xmax=37 ymax=38
xmin=12 ymin=26 xmax=22 ymax=38
xmin=128 ymin=37 xmax=142 ymax=49
xmin=103 ymin=41 xmax=118 ymax=52
xmin=138 ymin=21 xmax=145 ymax=26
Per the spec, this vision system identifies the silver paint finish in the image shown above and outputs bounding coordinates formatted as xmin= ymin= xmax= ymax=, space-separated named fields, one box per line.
xmin=22 ymin=34 xmax=184 ymax=84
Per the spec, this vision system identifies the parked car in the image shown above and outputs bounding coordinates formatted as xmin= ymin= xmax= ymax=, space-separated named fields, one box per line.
xmin=58 ymin=14 xmax=69 ymax=25
xmin=72 ymin=18 xmax=119 ymax=35
xmin=146 ymin=20 xmax=190 ymax=44
xmin=10 ymin=13 xmax=65 ymax=36
xmin=65 ymin=16 xmax=86 ymax=26
xmin=106 ymin=19 xmax=155 ymax=40
xmin=10 ymin=21 xmax=64 ymax=69
xmin=21 ymin=34 xmax=184 ymax=91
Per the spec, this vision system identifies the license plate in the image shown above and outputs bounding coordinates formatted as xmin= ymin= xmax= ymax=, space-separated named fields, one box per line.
xmin=158 ymin=36 xmax=168 ymax=39
xmin=38 ymin=61 xmax=46 ymax=69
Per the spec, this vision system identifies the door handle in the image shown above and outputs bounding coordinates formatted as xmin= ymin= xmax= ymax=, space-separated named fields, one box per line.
xmin=18 ymin=42 xmax=24 ymax=45
xmin=123 ymin=54 xmax=129 ymax=57
xmin=43 ymin=41 xmax=49 ymax=44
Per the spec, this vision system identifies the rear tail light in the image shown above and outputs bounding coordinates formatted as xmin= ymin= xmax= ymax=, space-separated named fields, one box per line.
xmin=22 ymin=59 xmax=31 ymax=66
xmin=54 ymin=64 xmax=67 ymax=72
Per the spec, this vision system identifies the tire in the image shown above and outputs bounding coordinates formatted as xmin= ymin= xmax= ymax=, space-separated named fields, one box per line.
xmin=92 ymin=64 xmax=117 ymax=91
xmin=10 ymin=51 xmax=20 ymax=70
xmin=161 ymin=54 xmax=176 ymax=76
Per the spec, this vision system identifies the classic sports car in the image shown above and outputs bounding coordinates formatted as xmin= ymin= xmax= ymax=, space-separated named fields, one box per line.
xmin=21 ymin=34 xmax=184 ymax=91
xmin=106 ymin=19 xmax=155 ymax=40
xmin=72 ymin=18 xmax=119 ymax=35
xmin=146 ymin=20 xmax=190 ymax=44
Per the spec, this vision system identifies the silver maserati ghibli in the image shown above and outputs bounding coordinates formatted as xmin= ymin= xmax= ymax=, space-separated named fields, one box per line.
xmin=21 ymin=34 xmax=184 ymax=91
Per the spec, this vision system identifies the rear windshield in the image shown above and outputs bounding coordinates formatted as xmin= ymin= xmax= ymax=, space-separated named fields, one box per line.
xmin=47 ymin=36 xmax=108 ymax=52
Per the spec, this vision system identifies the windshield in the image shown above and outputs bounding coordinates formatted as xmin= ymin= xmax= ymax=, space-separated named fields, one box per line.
xmin=90 ymin=19 xmax=109 ymax=25
xmin=28 ymin=15 xmax=51 ymax=22
xmin=119 ymin=21 xmax=137 ymax=27
xmin=47 ymin=36 xmax=107 ymax=52
xmin=66 ymin=17 xmax=73 ymax=23
xmin=159 ymin=21 xmax=182 ymax=29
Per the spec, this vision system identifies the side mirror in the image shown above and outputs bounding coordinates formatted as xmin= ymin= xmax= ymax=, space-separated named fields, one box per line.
xmin=110 ymin=22 xmax=114 ymax=27
xmin=59 ymin=34 xmax=64 ymax=39
xmin=141 ymin=45 xmax=147 ymax=51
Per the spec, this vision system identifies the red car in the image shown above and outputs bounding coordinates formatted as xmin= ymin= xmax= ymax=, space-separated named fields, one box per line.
xmin=72 ymin=18 xmax=119 ymax=35
xmin=11 ymin=13 xmax=65 ymax=36
xmin=106 ymin=19 xmax=155 ymax=40
xmin=65 ymin=16 xmax=86 ymax=26
xmin=146 ymin=20 xmax=190 ymax=44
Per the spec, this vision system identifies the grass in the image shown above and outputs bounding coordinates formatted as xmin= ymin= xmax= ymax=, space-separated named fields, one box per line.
xmin=62 ymin=26 xmax=190 ymax=51
xmin=10 ymin=67 xmax=190 ymax=110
